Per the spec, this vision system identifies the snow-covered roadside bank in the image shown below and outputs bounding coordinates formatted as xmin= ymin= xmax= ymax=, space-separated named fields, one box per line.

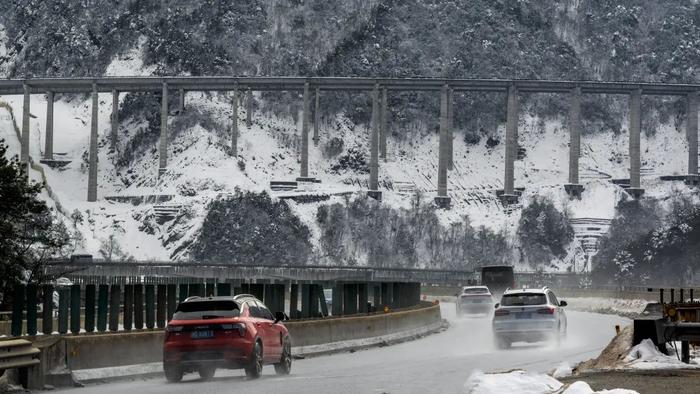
xmin=563 ymin=297 xmax=649 ymax=319
xmin=463 ymin=370 xmax=637 ymax=393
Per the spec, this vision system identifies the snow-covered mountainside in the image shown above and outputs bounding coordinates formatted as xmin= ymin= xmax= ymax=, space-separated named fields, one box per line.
xmin=1 ymin=0 xmax=698 ymax=271
xmin=0 ymin=51 xmax=694 ymax=266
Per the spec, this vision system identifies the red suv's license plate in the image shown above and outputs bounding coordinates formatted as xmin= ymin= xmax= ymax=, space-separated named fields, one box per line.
xmin=191 ymin=330 xmax=214 ymax=339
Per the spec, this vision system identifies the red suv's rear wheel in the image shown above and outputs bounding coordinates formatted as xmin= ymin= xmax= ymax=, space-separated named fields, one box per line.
xmin=164 ymin=363 xmax=183 ymax=383
xmin=245 ymin=341 xmax=263 ymax=379
xmin=274 ymin=338 xmax=292 ymax=375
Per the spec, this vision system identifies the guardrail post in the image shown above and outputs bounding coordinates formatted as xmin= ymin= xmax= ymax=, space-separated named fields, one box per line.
xmin=393 ymin=283 xmax=402 ymax=309
xmin=301 ymin=284 xmax=310 ymax=318
xmin=58 ymin=287 xmax=69 ymax=334
xmin=97 ymin=284 xmax=108 ymax=332
xmin=217 ymin=283 xmax=231 ymax=296
xmin=310 ymin=284 xmax=320 ymax=317
xmin=343 ymin=284 xmax=358 ymax=315
xmin=373 ymin=285 xmax=381 ymax=310
xmin=87 ymin=83 xmax=99 ymax=201
xmin=167 ymin=284 xmax=177 ymax=321
xmin=250 ymin=283 xmax=264 ymax=300
xmin=189 ymin=283 xmax=203 ymax=297
xmin=42 ymin=284 xmax=53 ymax=335
xmin=134 ymin=284 xmax=144 ymax=329
xmin=11 ymin=285 xmax=25 ymax=336
xmin=358 ymin=283 xmax=368 ymax=313
xmin=45 ymin=91 xmax=54 ymax=159
xmin=84 ymin=284 xmax=96 ymax=333
xmin=108 ymin=284 xmax=120 ymax=332
xmin=123 ymin=284 xmax=133 ymax=331
xmin=178 ymin=283 xmax=188 ymax=303
xmin=332 ymin=283 xmax=343 ymax=316
xmin=25 ymin=284 xmax=37 ymax=336
xmin=145 ymin=284 xmax=155 ymax=329
xmin=69 ymin=284 xmax=81 ymax=334
xmin=289 ymin=284 xmax=299 ymax=319
xmin=318 ymin=285 xmax=329 ymax=317
xmin=157 ymin=284 xmax=166 ymax=328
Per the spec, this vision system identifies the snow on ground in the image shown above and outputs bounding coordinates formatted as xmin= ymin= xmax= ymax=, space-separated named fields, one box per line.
xmin=564 ymin=297 xmax=649 ymax=317
xmin=463 ymin=370 xmax=638 ymax=394
xmin=624 ymin=339 xmax=700 ymax=370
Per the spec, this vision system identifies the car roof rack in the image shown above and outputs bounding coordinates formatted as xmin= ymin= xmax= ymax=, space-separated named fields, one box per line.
xmin=233 ymin=294 xmax=258 ymax=301
xmin=184 ymin=296 xmax=201 ymax=302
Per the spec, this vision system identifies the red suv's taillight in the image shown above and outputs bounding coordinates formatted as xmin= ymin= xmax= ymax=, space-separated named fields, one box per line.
xmin=494 ymin=309 xmax=510 ymax=316
xmin=221 ymin=323 xmax=246 ymax=337
xmin=537 ymin=307 xmax=555 ymax=315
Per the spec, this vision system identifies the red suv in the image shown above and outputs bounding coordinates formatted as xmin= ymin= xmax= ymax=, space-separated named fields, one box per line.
xmin=163 ymin=294 xmax=292 ymax=382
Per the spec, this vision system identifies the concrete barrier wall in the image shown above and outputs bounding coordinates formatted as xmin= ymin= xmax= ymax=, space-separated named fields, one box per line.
xmin=44 ymin=302 xmax=442 ymax=371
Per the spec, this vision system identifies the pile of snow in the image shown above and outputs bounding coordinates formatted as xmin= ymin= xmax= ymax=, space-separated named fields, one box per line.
xmin=464 ymin=370 xmax=563 ymax=394
xmin=562 ymin=381 xmax=637 ymax=394
xmin=624 ymin=339 xmax=700 ymax=370
xmin=552 ymin=362 xmax=573 ymax=379
xmin=463 ymin=370 xmax=638 ymax=394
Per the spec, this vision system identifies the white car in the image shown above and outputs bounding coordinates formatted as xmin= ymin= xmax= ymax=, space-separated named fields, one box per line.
xmin=455 ymin=286 xmax=494 ymax=316
xmin=492 ymin=287 xmax=567 ymax=349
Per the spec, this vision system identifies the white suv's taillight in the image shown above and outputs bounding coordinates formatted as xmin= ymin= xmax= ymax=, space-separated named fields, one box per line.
xmin=537 ymin=307 xmax=555 ymax=315
xmin=494 ymin=309 xmax=510 ymax=316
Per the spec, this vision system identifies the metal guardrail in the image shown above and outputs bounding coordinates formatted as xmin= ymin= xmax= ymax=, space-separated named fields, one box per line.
xmin=0 ymin=339 xmax=40 ymax=371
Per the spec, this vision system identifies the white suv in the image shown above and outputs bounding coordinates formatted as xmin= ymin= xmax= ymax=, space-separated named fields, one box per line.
xmin=492 ymin=287 xmax=567 ymax=349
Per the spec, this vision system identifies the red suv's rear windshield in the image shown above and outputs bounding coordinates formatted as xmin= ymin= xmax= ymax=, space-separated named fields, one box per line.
xmin=173 ymin=300 xmax=240 ymax=320
xmin=501 ymin=293 xmax=547 ymax=306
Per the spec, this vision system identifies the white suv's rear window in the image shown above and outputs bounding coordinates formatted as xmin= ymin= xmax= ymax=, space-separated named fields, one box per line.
xmin=501 ymin=293 xmax=547 ymax=306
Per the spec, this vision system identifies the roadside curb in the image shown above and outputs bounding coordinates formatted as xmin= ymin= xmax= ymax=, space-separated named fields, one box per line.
xmin=71 ymin=319 xmax=450 ymax=386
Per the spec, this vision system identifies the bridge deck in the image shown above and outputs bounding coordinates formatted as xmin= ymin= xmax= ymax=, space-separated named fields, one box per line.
xmin=1 ymin=77 xmax=698 ymax=95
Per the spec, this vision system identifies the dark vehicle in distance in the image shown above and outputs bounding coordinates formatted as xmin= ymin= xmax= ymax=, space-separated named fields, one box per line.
xmin=481 ymin=265 xmax=515 ymax=295
xmin=163 ymin=294 xmax=291 ymax=382
xmin=455 ymin=286 xmax=494 ymax=316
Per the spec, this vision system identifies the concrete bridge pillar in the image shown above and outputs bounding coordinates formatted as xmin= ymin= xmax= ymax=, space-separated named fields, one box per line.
xmin=44 ymin=91 xmax=54 ymax=160
xmin=628 ymin=89 xmax=644 ymax=197
xmin=373 ymin=285 xmax=381 ymax=311
xmin=21 ymin=84 xmax=30 ymax=168
xmin=381 ymin=282 xmax=394 ymax=309
xmin=158 ymin=82 xmax=168 ymax=176
xmin=309 ymin=284 xmax=320 ymax=317
xmin=313 ymin=88 xmax=320 ymax=147
xmin=134 ymin=284 xmax=144 ymax=329
xmin=368 ymin=83 xmax=381 ymax=200
xmin=178 ymin=89 xmax=185 ymax=113
xmin=447 ymin=88 xmax=454 ymax=170
xmin=380 ymin=87 xmax=388 ymax=160
xmin=500 ymin=84 xmax=519 ymax=204
xmin=299 ymin=82 xmax=311 ymax=180
xmin=435 ymin=84 xmax=451 ymax=208
xmin=87 ymin=83 xmax=99 ymax=202
xmin=246 ymin=89 xmax=253 ymax=128
xmin=110 ymin=89 xmax=118 ymax=152
xmin=301 ymin=283 xmax=310 ymax=318
xmin=565 ymin=87 xmax=584 ymax=197
xmin=687 ymin=91 xmax=699 ymax=185
xmin=231 ymin=88 xmax=238 ymax=156
xmin=123 ymin=284 xmax=133 ymax=330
